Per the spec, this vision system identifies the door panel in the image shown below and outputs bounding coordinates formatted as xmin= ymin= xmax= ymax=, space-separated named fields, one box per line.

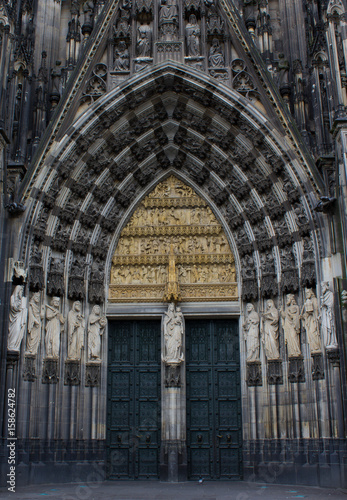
xmin=186 ymin=319 xmax=242 ymax=480
xmin=107 ymin=320 xmax=161 ymax=480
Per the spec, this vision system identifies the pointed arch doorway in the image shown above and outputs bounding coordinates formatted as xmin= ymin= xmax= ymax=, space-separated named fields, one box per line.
xmin=106 ymin=175 xmax=242 ymax=481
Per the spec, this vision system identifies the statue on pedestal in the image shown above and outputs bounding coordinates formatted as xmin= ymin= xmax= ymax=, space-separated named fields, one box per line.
xmin=88 ymin=305 xmax=107 ymax=361
xmin=67 ymin=301 xmax=85 ymax=360
xmin=162 ymin=303 xmax=184 ymax=364
xmin=8 ymin=285 xmax=27 ymax=352
xmin=45 ymin=297 xmax=64 ymax=358
xmin=243 ymin=303 xmax=260 ymax=362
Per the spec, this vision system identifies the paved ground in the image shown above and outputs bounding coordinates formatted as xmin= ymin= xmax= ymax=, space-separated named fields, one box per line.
xmin=0 ymin=481 xmax=347 ymax=500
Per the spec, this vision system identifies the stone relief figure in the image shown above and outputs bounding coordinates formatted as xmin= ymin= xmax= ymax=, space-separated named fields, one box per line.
xmin=186 ymin=14 xmax=200 ymax=56
xmin=159 ymin=0 xmax=178 ymax=23
xmin=243 ymin=303 xmax=260 ymax=362
xmin=26 ymin=292 xmax=44 ymax=355
xmin=261 ymin=299 xmax=280 ymax=360
xmin=8 ymin=285 xmax=27 ymax=352
xmin=278 ymin=53 xmax=290 ymax=87
xmin=114 ymin=41 xmax=130 ymax=71
xmin=162 ymin=303 xmax=184 ymax=363
xmin=208 ymin=38 xmax=224 ymax=68
xmin=45 ymin=297 xmax=64 ymax=358
xmin=281 ymin=294 xmax=301 ymax=357
xmin=137 ymin=24 xmax=151 ymax=57
xmin=67 ymin=301 xmax=85 ymax=360
xmin=301 ymin=288 xmax=321 ymax=354
xmin=88 ymin=305 xmax=107 ymax=360
xmin=321 ymin=281 xmax=338 ymax=348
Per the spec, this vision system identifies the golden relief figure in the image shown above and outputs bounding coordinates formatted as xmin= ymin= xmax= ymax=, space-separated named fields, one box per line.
xmin=109 ymin=176 xmax=238 ymax=302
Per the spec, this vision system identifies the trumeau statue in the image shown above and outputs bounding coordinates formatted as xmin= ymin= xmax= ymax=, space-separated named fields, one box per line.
xmin=88 ymin=305 xmax=107 ymax=361
xmin=281 ymin=294 xmax=301 ymax=357
xmin=26 ymin=292 xmax=44 ymax=355
xmin=321 ymin=281 xmax=338 ymax=348
xmin=67 ymin=301 xmax=85 ymax=360
xmin=162 ymin=303 xmax=184 ymax=364
xmin=243 ymin=303 xmax=260 ymax=362
xmin=261 ymin=299 xmax=280 ymax=360
xmin=45 ymin=297 xmax=64 ymax=358
xmin=301 ymin=288 xmax=321 ymax=354
xmin=8 ymin=285 xmax=27 ymax=352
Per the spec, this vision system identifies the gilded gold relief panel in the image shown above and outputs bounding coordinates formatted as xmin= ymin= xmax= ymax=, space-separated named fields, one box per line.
xmin=109 ymin=176 xmax=238 ymax=302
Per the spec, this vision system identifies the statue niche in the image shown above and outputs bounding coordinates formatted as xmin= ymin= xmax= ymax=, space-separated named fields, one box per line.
xmin=109 ymin=176 xmax=238 ymax=303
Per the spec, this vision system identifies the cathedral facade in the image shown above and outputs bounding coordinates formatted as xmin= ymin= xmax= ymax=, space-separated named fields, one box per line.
xmin=0 ymin=0 xmax=347 ymax=488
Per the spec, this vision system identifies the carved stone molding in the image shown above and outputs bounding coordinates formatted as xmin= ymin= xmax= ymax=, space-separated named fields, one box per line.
xmin=312 ymin=353 xmax=325 ymax=380
xmin=267 ymin=360 xmax=283 ymax=385
xmin=288 ymin=356 xmax=305 ymax=383
xmin=64 ymin=359 xmax=81 ymax=386
xmin=23 ymin=354 xmax=37 ymax=382
xmin=85 ymin=362 xmax=101 ymax=387
xmin=42 ymin=358 xmax=59 ymax=384
xmin=326 ymin=347 xmax=340 ymax=366
xmin=246 ymin=361 xmax=262 ymax=387
xmin=165 ymin=364 xmax=181 ymax=387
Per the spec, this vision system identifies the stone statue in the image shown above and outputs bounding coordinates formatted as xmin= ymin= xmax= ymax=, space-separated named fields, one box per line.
xmin=114 ymin=41 xmax=129 ymax=71
xmin=281 ymin=294 xmax=301 ymax=357
xmin=88 ymin=305 xmax=107 ymax=360
xmin=278 ymin=53 xmax=290 ymax=87
xmin=8 ymin=285 xmax=27 ymax=352
xmin=67 ymin=301 xmax=85 ymax=360
xmin=243 ymin=303 xmax=260 ymax=362
xmin=261 ymin=299 xmax=280 ymax=360
xmin=162 ymin=303 xmax=184 ymax=363
xmin=301 ymin=288 xmax=321 ymax=354
xmin=186 ymin=14 xmax=200 ymax=56
xmin=320 ymin=281 xmax=338 ymax=348
xmin=159 ymin=0 xmax=178 ymax=23
xmin=137 ymin=24 xmax=151 ymax=57
xmin=26 ymin=292 xmax=44 ymax=355
xmin=208 ymin=38 xmax=224 ymax=68
xmin=45 ymin=297 xmax=64 ymax=358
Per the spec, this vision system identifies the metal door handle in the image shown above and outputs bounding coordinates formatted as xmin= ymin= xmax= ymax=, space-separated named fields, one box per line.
xmin=197 ymin=434 xmax=203 ymax=443
xmin=146 ymin=434 xmax=151 ymax=443
xmin=217 ymin=435 xmax=223 ymax=439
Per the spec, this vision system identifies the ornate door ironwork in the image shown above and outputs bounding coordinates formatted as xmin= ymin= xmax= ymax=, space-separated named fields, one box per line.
xmin=107 ymin=320 xmax=161 ymax=479
xmin=186 ymin=319 xmax=242 ymax=480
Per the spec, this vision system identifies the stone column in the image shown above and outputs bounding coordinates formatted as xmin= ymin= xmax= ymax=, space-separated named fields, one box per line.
xmin=160 ymin=303 xmax=187 ymax=481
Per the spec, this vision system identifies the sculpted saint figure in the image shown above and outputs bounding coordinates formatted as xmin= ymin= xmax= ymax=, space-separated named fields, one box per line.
xmin=8 ymin=285 xmax=27 ymax=351
xmin=67 ymin=301 xmax=85 ymax=360
xmin=281 ymin=294 xmax=301 ymax=357
xmin=243 ymin=303 xmax=260 ymax=362
xmin=26 ymin=292 xmax=44 ymax=355
xmin=162 ymin=303 xmax=184 ymax=363
xmin=301 ymin=288 xmax=321 ymax=353
xmin=321 ymin=281 xmax=338 ymax=348
xmin=159 ymin=0 xmax=178 ymax=23
xmin=261 ymin=299 xmax=280 ymax=360
xmin=45 ymin=297 xmax=64 ymax=357
xmin=137 ymin=24 xmax=151 ymax=57
xmin=114 ymin=41 xmax=129 ymax=71
xmin=88 ymin=305 xmax=107 ymax=360
xmin=208 ymin=38 xmax=224 ymax=68
xmin=186 ymin=15 xmax=200 ymax=56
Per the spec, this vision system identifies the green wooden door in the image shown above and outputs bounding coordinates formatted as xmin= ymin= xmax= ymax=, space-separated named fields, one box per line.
xmin=186 ymin=319 xmax=242 ymax=480
xmin=107 ymin=320 xmax=161 ymax=479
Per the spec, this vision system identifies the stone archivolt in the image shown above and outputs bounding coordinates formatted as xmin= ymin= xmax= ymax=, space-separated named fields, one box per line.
xmin=109 ymin=176 xmax=237 ymax=302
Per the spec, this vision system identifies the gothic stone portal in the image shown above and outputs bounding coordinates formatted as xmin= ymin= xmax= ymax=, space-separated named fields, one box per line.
xmin=107 ymin=176 xmax=241 ymax=481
